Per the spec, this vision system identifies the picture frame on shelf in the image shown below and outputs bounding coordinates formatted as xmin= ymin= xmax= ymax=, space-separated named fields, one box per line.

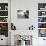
xmin=38 ymin=29 xmax=46 ymax=37
xmin=0 ymin=17 xmax=8 ymax=22
xmin=0 ymin=3 xmax=8 ymax=10
xmin=38 ymin=3 xmax=46 ymax=10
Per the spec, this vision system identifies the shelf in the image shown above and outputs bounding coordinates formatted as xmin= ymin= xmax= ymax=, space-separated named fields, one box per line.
xmin=38 ymin=10 xmax=46 ymax=11
xmin=38 ymin=16 xmax=46 ymax=17
xmin=38 ymin=28 xmax=46 ymax=29
xmin=0 ymin=10 xmax=8 ymax=11
xmin=0 ymin=16 xmax=8 ymax=17
xmin=38 ymin=3 xmax=46 ymax=37
xmin=38 ymin=22 xmax=46 ymax=23
xmin=0 ymin=3 xmax=8 ymax=37
xmin=0 ymin=22 xmax=8 ymax=23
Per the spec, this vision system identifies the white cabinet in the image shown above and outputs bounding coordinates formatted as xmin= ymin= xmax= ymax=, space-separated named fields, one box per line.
xmin=0 ymin=35 xmax=8 ymax=45
xmin=38 ymin=3 xmax=46 ymax=37
xmin=0 ymin=0 xmax=11 ymax=45
xmin=38 ymin=37 xmax=46 ymax=46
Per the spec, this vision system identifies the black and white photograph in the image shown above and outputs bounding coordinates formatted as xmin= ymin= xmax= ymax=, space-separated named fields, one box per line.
xmin=17 ymin=10 xmax=29 ymax=19
xmin=38 ymin=29 xmax=46 ymax=37
xmin=0 ymin=11 xmax=8 ymax=16
xmin=38 ymin=3 xmax=46 ymax=10
xmin=38 ymin=17 xmax=46 ymax=22
xmin=0 ymin=3 xmax=8 ymax=10
xmin=0 ymin=17 xmax=8 ymax=22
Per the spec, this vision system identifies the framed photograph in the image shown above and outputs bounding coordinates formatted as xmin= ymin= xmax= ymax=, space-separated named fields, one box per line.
xmin=38 ymin=3 xmax=46 ymax=10
xmin=38 ymin=29 xmax=46 ymax=37
xmin=38 ymin=17 xmax=46 ymax=22
xmin=0 ymin=23 xmax=8 ymax=37
xmin=17 ymin=10 xmax=29 ymax=19
xmin=38 ymin=23 xmax=46 ymax=28
xmin=0 ymin=11 xmax=8 ymax=16
xmin=0 ymin=3 xmax=8 ymax=10
xmin=0 ymin=17 xmax=8 ymax=22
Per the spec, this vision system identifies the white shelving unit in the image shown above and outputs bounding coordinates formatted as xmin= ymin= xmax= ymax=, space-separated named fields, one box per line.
xmin=0 ymin=2 xmax=9 ymax=45
xmin=0 ymin=3 xmax=8 ymax=35
xmin=0 ymin=3 xmax=8 ymax=22
xmin=38 ymin=10 xmax=46 ymax=11
xmin=38 ymin=3 xmax=46 ymax=37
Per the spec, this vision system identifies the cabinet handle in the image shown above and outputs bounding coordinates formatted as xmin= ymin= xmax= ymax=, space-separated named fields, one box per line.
xmin=43 ymin=39 xmax=45 ymax=40
xmin=1 ymin=39 xmax=3 ymax=40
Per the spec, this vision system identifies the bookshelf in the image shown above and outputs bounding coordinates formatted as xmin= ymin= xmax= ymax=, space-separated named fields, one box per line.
xmin=0 ymin=3 xmax=8 ymax=37
xmin=38 ymin=3 xmax=46 ymax=37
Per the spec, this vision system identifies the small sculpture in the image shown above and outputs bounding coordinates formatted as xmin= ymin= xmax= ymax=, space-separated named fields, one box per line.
xmin=29 ymin=25 xmax=35 ymax=30
xmin=11 ymin=23 xmax=16 ymax=30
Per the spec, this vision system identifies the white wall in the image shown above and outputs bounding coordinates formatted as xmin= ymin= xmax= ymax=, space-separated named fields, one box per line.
xmin=11 ymin=0 xmax=38 ymax=30
xmin=11 ymin=0 xmax=46 ymax=46
xmin=0 ymin=0 xmax=8 ymax=3
xmin=11 ymin=0 xmax=46 ymax=30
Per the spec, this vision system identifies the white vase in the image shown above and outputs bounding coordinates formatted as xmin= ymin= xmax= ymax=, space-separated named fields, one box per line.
xmin=21 ymin=40 xmax=25 ymax=46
